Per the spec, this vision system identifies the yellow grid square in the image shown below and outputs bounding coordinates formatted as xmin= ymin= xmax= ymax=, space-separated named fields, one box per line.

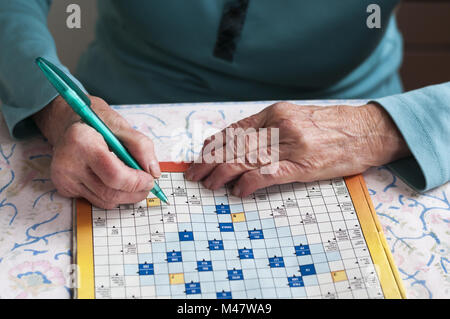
xmin=331 ymin=270 xmax=348 ymax=283
xmin=147 ymin=198 xmax=161 ymax=207
xmin=231 ymin=212 xmax=246 ymax=223
xmin=169 ymin=273 xmax=184 ymax=285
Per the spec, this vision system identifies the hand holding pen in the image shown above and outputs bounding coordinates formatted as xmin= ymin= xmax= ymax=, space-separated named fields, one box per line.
xmin=33 ymin=58 xmax=168 ymax=208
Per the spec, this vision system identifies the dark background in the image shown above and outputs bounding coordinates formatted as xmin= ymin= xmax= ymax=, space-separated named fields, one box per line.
xmin=396 ymin=0 xmax=450 ymax=91
xmin=47 ymin=0 xmax=450 ymax=94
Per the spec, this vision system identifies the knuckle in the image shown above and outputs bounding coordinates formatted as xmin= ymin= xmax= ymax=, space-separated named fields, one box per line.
xmin=107 ymin=113 xmax=130 ymax=131
xmin=65 ymin=124 xmax=86 ymax=146
xmin=270 ymin=102 xmax=289 ymax=115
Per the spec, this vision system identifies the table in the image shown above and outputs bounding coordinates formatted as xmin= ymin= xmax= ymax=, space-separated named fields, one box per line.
xmin=0 ymin=100 xmax=448 ymax=299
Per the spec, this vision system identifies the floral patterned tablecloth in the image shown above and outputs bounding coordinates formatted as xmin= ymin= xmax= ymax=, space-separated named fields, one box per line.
xmin=0 ymin=100 xmax=448 ymax=299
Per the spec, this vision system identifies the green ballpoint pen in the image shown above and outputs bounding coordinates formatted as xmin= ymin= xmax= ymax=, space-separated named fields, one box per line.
xmin=35 ymin=57 xmax=169 ymax=205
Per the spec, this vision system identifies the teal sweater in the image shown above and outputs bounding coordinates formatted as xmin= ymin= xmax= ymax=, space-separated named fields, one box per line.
xmin=0 ymin=0 xmax=448 ymax=191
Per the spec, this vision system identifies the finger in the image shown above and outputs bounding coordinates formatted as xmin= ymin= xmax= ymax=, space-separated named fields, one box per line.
xmin=88 ymin=98 xmax=161 ymax=178
xmin=86 ymin=141 xmax=155 ymax=193
xmin=231 ymin=161 xmax=303 ymax=197
xmin=117 ymin=129 xmax=161 ymax=178
xmin=188 ymin=109 xmax=268 ymax=173
xmin=187 ymin=128 xmax=271 ymax=182
xmin=77 ymin=183 xmax=118 ymax=210
xmin=196 ymin=108 xmax=268 ymax=160
xmin=82 ymin=167 xmax=150 ymax=206
xmin=201 ymin=140 xmax=287 ymax=190
xmin=106 ymin=119 xmax=161 ymax=178
xmin=201 ymin=162 xmax=256 ymax=190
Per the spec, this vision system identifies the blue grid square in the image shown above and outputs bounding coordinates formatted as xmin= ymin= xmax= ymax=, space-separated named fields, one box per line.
xmin=197 ymin=260 xmax=213 ymax=272
xmin=299 ymin=264 xmax=316 ymax=276
xmin=216 ymin=291 xmax=232 ymax=299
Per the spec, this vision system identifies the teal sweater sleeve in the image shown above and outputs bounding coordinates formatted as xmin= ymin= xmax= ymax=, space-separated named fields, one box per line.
xmin=373 ymin=82 xmax=450 ymax=192
xmin=0 ymin=0 xmax=85 ymax=139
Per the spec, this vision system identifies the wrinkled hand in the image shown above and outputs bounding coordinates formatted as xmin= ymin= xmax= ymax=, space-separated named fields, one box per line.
xmin=185 ymin=102 xmax=410 ymax=197
xmin=33 ymin=95 xmax=160 ymax=209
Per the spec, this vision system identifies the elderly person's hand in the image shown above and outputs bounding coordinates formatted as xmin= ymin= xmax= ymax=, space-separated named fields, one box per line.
xmin=33 ymin=95 xmax=160 ymax=209
xmin=185 ymin=102 xmax=411 ymax=197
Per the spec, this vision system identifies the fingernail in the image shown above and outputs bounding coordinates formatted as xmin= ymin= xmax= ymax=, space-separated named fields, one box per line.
xmin=149 ymin=160 xmax=161 ymax=178
xmin=185 ymin=168 xmax=194 ymax=181
xmin=232 ymin=185 xmax=241 ymax=197
xmin=203 ymin=179 xmax=212 ymax=189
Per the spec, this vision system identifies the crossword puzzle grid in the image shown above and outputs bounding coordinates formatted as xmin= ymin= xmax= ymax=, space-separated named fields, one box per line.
xmin=90 ymin=172 xmax=384 ymax=299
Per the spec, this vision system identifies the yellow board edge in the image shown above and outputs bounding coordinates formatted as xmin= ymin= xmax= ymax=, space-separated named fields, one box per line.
xmin=345 ymin=175 xmax=406 ymax=299
xmin=75 ymin=198 xmax=95 ymax=299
